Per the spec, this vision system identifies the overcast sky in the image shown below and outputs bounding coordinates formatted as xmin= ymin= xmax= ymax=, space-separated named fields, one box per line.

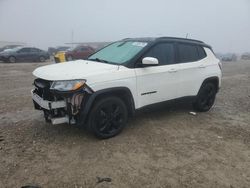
xmin=0 ymin=0 xmax=249 ymax=53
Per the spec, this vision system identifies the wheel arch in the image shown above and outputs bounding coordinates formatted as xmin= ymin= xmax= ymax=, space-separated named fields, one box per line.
xmin=78 ymin=87 xmax=135 ymax=125
xmin=200 ymin=76 xmax=220 ymax=93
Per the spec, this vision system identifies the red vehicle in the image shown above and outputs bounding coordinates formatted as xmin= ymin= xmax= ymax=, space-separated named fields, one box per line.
xmin=65 ymin=45 xmax=95 ymax=61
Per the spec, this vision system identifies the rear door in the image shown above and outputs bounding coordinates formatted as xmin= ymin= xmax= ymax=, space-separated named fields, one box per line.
xmin=30 ymin=48 xmax=41 ymax=60
xmin=176 ymin=43 xmax=207 ymax=97
xmin=135 ymin=43 xmax=180 ymax=108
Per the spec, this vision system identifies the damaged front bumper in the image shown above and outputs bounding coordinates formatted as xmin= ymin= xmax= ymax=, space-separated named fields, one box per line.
xmin=31 ymin=89 xmax=70 ymax=124
xmin=31 ymin=89 xmax=66 ymax=110
xmin=31 ymin=78 xmax=93 ymax=125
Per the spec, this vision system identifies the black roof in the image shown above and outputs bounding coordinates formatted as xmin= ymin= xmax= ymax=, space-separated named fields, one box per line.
xmin=157 ymin=37 xmax=204 ymax=43
xmin=122 ymin=37 xmax=211 ymax=48
xmin=122 ymin=37 xmax=156 ymax=42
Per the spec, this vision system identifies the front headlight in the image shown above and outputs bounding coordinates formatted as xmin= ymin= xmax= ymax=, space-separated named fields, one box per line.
xmin=50 ymin=80 xmax=86 ymax=92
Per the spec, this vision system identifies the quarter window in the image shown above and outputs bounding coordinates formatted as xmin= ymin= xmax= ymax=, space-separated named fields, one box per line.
xmin=178 ymin=43 xmax=199 ymax=63
xmin=143 ymin=43 xmax=175 ymax=65
xmin=197 ymin=46 xmax=206 ymax=59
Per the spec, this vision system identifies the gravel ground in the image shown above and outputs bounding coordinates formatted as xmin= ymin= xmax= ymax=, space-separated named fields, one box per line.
xmin=0 ymin=60 xmax=250 ymax=188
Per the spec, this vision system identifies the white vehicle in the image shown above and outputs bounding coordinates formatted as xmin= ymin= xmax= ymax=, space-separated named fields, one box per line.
xmin=31 ymin=37 xmax=222 ymax=139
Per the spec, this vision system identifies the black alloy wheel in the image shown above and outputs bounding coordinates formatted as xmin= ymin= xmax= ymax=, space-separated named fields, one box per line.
xmin=193 ymin=83 xmax=217 ymax=112
xmin=88 ymin=96 xmax=128 ymax=139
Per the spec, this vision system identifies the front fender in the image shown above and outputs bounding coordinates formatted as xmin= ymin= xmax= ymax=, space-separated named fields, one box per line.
xmin=77 ymin=87 xmax=135 ymax=126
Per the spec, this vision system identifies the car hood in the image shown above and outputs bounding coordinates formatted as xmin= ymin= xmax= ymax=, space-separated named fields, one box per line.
xmin=33 ymin=60 xmax=119 ymax=81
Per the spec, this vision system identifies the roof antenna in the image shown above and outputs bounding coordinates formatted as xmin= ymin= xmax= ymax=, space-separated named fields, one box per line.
xmin=185 ymin=33 xmax=189 ymax=39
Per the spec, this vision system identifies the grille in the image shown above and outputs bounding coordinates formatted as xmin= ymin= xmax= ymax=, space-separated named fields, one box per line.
xmin=34 ymin=78 xmax=54 ymax=100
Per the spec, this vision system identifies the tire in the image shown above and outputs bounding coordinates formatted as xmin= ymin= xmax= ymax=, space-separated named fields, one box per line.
xmin=8 ymin=56 xmax=16 ymax=63
xmin=67 ymin=55 xmax=73 ymax=61
xmin=87 ymin=96 xmax=128 ymax=139
xmin=193 ymin=82 xmax=217 ymax=112
xmin=39 ymin=56 xmax=45 ymax=62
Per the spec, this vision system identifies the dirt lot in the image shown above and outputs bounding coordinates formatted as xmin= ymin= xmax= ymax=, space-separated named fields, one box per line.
xmin=0 ymin=60 xmax=250 ymax=188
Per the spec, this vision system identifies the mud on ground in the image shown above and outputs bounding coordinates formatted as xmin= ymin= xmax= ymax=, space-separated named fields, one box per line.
xmin=0 ymin=60 xmax=250 ymax=188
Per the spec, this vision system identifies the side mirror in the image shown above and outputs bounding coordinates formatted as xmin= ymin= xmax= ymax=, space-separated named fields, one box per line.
xmin=142 ymin=57 xmax=159 ymax=65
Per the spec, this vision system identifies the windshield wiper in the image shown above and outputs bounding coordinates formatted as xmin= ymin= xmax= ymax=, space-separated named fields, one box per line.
xmin=88 ymin=58 xmax=109 ymax=64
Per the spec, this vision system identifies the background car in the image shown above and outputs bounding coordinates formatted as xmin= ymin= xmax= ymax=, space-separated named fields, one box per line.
xmin=241 ymin=52 xmax=250 ymax=60
xmin=0 ymin=47 xmax=50 ymax=63
xmin=221 ymin=53 xmax=237 ymax=61
xmin=48 ymin=46 xmax=70 ymax=56
xmin=64 ymin=45 xmax=95 ymax=61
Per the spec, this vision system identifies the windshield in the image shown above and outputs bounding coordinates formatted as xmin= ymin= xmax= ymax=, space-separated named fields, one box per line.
xmin=3 ymin=47 xmax=22 ymax=52
xmin=3 ymin=49 xmax=13 ymax=52
xmin=11 ymin=47 xmax=22 ymax=52
xmin=88 ymin=41 xmax=148 ymax=64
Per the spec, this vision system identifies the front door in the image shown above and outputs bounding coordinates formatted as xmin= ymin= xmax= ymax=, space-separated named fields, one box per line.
xmin=135 ymin=43 xmax=180 ymax=108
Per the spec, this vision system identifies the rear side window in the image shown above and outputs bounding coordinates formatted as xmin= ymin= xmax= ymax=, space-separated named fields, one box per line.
xmin=178 ymin=43 xmax=199 ymax=63
xmin=30 ymin=48 xmax=40 ymax=52
xmin=143 ymin=43 xmax=175 ymax=65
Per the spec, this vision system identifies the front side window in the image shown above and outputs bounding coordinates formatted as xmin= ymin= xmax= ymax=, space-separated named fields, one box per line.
xmin=143 ymin=43 xmax=175 ymax=65
xmin=178 ymin=43 xmax=199 ymax=63
xmin=88 ymin=41 xmax=148 ymax=64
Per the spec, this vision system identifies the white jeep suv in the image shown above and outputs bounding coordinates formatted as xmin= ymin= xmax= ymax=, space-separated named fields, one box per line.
xmin=31 ymin=37 xmax=222 ymax=138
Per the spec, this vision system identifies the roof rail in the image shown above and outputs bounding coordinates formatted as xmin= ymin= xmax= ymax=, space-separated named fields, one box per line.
xmin=157 ymin=37 xmax=204 ymax=43
xmin=122 ymin=38 xmax=132 ymax=40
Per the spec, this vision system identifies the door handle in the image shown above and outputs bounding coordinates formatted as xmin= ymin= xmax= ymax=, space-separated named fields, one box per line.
xmin=168 ymin=68 xmax=178 ymax=73
xmin=198 ymin=65 xmax=206 ymax=68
